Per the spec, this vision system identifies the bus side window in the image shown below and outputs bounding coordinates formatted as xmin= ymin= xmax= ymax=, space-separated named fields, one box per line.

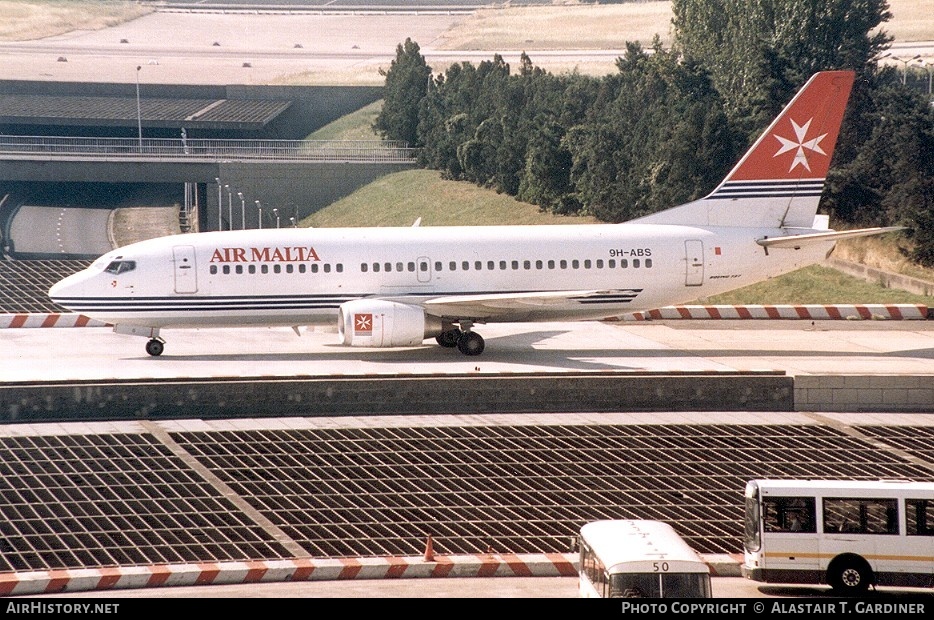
xmin=823 ymin=498 xmax=898 ymax=534
xmin=763 ymin=496 xmax=815 ymax=533
xmin=907 ymin=499 xmax=934 ymax=536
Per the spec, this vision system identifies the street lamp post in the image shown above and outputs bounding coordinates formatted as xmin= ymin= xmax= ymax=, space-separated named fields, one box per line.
xmin=225 ymin=185 xmax=232 ymax=231
xmin=238 ymin=192 xmax=245 ymax=230
xmin=215 ymin=177 xmax=222 ymax=231
xmin=135 ymin=66 xmax=143 ymax=150
xmin=920 ymin=59 xmax=933 ymax=96
xmin=273 ymin=208 xmax=280 ymax=229
xmin=888 ymin=53 xmax=922 ymax=85
xmin=255 ymin=201 xmax=262 ymax=229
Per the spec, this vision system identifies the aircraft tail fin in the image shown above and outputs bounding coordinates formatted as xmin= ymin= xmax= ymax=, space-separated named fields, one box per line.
xmin=633 ymin=70 xmax=856 ymax=229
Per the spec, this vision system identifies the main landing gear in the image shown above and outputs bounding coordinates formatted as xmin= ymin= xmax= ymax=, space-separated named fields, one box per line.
xmin=435 ymin=322 xmax=485 ymax=356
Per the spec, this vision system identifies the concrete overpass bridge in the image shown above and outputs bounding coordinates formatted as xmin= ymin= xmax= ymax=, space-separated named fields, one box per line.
xmin=0 ymin=135 xmax=418 ymax=236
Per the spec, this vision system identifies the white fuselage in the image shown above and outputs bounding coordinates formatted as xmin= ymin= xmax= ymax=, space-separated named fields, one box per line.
xmin=49 ymin=223 xmax=832 ymax=330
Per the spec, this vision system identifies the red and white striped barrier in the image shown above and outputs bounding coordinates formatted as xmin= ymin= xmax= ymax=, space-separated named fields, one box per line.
xmin=0 ymin=553 xmax=579 ymax=596
xmin=622 ymin=304 xmax=931 ymax=321
xmin=0 ymin=313 xmax=109 ymax=328
xmin=0 ymin=552 xmax=742 ymax=596
xmin=2 ymin=305 xmax=928 ymax=330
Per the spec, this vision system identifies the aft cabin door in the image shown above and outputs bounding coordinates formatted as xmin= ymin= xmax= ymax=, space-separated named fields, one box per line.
xmin=173 ymin=245 xmax=198 ymax=294
xmin=685 ymin=240 xmax=704 ymax=287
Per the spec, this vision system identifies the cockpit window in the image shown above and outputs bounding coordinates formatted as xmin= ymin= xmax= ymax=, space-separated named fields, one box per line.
xmin=104 ymin=260 xmax=136 ymax=275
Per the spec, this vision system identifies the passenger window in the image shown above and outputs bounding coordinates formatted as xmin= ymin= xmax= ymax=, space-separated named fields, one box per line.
xmin=596 ymin=259 xmax=604 ymax=268
xmin=408 ymin=262 xmax=416 ymax=272
xmin=646 ymin=259 xmax=653 ymax=268
xmin=584 ymin=259 xmax=591 ymax=269
xmin=298 ymin=264 xmax=305 ymax=273
xmin=324 ymin=264 xmax=331 ymax=273
xmin=620 ymin=259 xmax=628 ymax=268
xmin=499 ymin=261 xmax=507 ymax=270
xmin=311 ymin=263 xmax=319 ymax=273
xmin=223 ymin=265 xmax=230 ymax=275
xmin=572 ymin=260 xmax=579 ymax=269
xmin=536 ymin=260 xmax=543 ymax=269
xmin=336 ymin=264 xmax=343 ymax=273
xmin=511 ymin=260 xmax=519 ymax=270
xmin=633 ymin=259 xmax=640 ymax=268
xmin=210 ymin=265 xmax=218 ymax=275
xmin=548 ymin=260 xmax=555 ymax=269
xmin=361 ymin=263 xmax=368 ymax=272
xmin=475 ymin=261 xmax=482 ymax=270
xmin=373 ymin=263 xmax=380 ymax=272
xmin=435 ymin=261 xmax=443 ymax=271
xmin=449 ymin=261 xmax=457 ymax=271
xmin=235 ymin=265 xmax=243 ymax=274
xmin=609 ymin=259 xmax=616 ymax=268
xmin=261 ymin=265 xmax=269 ymax=274
xmin=384 ymin=262 xmax=392 ymax=272
xmin=273 ymin=264 xmax=281 ymax=274
xmin=487 ymin=261 xmax=495 ymax=270
xmin=249 ymin=265 xmax=257 ymax=274
xmin=523 ymin=260 xmax=531 ymax=270
xmin=560 ymin=260 xmax=567 ymax=269
xmin=397 ymin=262 xmax=404 ymax=272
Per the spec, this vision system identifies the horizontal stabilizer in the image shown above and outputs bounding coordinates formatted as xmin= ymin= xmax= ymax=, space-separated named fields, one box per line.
xmin=756 ymin=226 xmax=904 ymax=249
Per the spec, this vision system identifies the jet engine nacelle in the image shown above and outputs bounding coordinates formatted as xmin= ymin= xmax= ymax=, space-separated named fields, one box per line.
xmin=338 ymin=300 xmax=443 ymax=347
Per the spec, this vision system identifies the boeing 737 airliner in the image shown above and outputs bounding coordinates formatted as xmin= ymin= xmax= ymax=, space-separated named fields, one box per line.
xmin=49 ymin=70 xmax=899 ymax=356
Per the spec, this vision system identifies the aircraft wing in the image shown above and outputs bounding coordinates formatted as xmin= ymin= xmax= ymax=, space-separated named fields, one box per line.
xmin=756 ymin=226 xmax=903 ymax=249
xmin=422 ymin=289 xmax=637 ymax=317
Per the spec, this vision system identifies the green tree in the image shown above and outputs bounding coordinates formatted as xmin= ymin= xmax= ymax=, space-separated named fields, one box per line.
xmin=374 ymin=38 xmax=432 ymax=147
xmin=672 ymin=0 xmax=892 ymax=130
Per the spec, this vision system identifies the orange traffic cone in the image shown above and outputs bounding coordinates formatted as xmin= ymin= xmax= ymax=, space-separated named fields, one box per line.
xmin=423 ymin=535 xmax=435 ymax=562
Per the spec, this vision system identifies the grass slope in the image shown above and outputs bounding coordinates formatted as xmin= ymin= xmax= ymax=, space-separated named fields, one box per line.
xmin=303 ymin=170 xmax=931 ymax=305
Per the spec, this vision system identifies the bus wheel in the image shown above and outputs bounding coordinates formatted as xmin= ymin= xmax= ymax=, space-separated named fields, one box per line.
xmin=828 ymin=558 xmax=871 ymax=595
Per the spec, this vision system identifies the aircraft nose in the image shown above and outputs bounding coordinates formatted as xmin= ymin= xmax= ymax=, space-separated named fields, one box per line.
xmin=48 ymin=271 xmax=87 ymax=307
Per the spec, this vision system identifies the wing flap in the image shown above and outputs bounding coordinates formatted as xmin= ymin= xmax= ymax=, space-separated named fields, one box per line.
xmin=423 ymin=290 xmax=623 ymax=316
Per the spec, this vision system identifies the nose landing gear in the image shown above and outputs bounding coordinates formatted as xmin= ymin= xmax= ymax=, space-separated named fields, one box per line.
xmin=145 ymin=338 xmax=165 ymax=357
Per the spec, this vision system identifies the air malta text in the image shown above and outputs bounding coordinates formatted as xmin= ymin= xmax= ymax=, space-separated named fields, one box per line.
xmin=210 ymin=246 xmax=321 ymax=263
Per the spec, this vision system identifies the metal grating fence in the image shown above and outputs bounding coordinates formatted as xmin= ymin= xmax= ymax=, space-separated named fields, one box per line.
xmin=0 ymin=260 xmax=90 ymax=314
xmin=1 ymin=420 xmax=932 ymax=573
xmin=0 ymin=433 xmax=291 ymax=572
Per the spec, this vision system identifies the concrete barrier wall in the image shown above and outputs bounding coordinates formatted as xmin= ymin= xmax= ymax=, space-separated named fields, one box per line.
xmin=6 ymin=373 xmax=934 ymax=422
xmin=795 ymin=375 xmax=934 ymax=412
xmin=0 ymin=373 xmax=793 ymax=423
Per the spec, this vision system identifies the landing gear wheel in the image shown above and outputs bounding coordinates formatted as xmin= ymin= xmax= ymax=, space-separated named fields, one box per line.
xmin=145 ymin=339 xmax=165 ymax=357
xmin=436 ymin=329 xmax=461 ymax=348
xmin=828 ymin=559 xmax=871 ymax=596
xmin=457 ymin=331 xmax=485 ymax=356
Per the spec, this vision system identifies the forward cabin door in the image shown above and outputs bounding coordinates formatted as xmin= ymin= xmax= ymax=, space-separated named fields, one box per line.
xmin=173 ymin=245 xmax=198 ymax=294
xmin=685 ymin=240 xmax=704 ymax=287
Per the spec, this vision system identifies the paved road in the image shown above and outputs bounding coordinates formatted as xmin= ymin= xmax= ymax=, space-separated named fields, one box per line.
xmin=8 ymin=206 xmax=113 ymax=257
xmin=5 ymin=319 xmax=934 ymax=383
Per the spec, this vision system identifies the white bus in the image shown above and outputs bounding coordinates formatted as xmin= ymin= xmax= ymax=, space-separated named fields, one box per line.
xmin=742 ymin=479 xmax=934 ymax=595
xmin=578 ymin=519 xmax=712 ymax=598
